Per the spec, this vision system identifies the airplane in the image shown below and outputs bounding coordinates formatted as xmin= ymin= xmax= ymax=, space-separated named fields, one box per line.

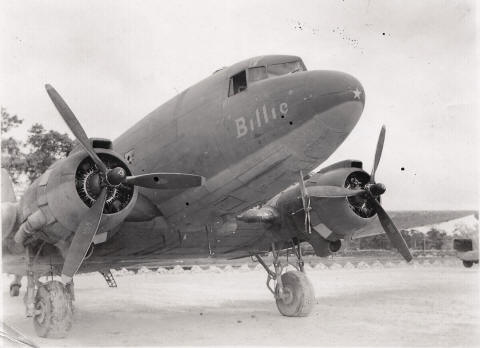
xmin=453 ymin=212 xmax=479 ymax=268
xmin=1 ymin=55 xmax=474 ymax=338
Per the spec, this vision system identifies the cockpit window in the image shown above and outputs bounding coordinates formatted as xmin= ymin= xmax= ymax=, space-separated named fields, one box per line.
xmin=267 ymin=60 xmax=305 ymax=77
xmin=248 ymin=66 xmax=268 ymax=82
xmin=229 ymin=70 xmax=247 ymax=97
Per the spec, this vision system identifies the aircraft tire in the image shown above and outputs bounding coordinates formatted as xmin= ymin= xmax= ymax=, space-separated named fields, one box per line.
xmin=275 ymin=271 xmax=315 ymax=317
xmin=33 ymin=280 xmax=73 ymax=338
xmin=463 ymin=260 xmax=474 ymax=268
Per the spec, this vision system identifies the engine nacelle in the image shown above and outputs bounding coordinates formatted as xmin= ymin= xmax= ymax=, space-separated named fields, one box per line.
xmin=272 ymin=161 xmax=378 ymax=246
xmin=17 ymin=148 xmax=138 ymax=245
xmin=306 ymin=166 xmax=377 ymax=241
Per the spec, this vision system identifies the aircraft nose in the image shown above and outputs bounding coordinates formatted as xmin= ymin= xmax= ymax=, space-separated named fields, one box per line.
xmin=306 ymin=71 xmax=365 ymax=132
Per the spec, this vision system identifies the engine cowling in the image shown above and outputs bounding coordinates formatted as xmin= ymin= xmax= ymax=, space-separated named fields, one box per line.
xmin=306 ymin=166 xmax=378 ymax=240
xmin=272 ymin=163 xmax=378 ymax=246
xmin=17 ymin=147 xmax=138 ymax=245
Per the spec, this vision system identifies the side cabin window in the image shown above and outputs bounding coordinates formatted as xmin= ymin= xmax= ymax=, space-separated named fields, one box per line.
xmin=228 ymin=70 xmax=247 ymax=97
xmin=248 ymin=66 xmax=268 ymax=82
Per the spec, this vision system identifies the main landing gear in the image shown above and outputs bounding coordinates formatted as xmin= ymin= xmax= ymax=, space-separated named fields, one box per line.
xmin=20 ymin=246 xmax=75 ymax=338
xmin=254 ymin=242 xmax=315 ymax=317
xmin=33 ymin=281 xmax=74 ymax=338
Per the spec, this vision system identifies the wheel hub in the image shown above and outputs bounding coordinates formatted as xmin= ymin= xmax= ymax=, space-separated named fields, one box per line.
xmin=279 ymin=286 xmax=294 ymax=304
xmin=35 ymin=300 xmax=46 ymax=323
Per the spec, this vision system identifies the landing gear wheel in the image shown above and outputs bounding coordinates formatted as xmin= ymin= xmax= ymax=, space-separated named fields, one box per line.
xmin=275 ymin=271 xmax=315 ymax=317
xmin=33 ymin=281 xmax=73 ymax=338
xmin=463 ymin=260 xmax=474 ymax=268
xmin=10 ymin=284 xmax=20 ymax=297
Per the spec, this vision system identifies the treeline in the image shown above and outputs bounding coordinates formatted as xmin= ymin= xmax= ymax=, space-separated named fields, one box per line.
xmin=1 ymin=107 xmax=73 ymax=185
xmin=350 ymin=228 xmax=466 ymax=251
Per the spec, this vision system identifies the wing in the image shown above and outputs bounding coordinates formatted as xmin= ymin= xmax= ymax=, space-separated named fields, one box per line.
xmin=155 ymin=145 xmax=293 ymax=227
xmin=351 ymin=210 xmax=476 ymax=239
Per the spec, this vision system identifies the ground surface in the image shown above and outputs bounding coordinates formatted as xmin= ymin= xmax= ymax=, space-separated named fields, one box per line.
xmin=2 ymin=259 xmax=479 ymax=347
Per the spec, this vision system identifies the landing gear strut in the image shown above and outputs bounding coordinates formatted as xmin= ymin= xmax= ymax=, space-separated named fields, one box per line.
xmin=254 ymin=242 xmax=315 ymax=317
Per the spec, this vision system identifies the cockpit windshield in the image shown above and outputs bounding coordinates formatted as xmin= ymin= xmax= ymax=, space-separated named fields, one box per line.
xmin=249 ymin=66 xmax=268 ymax=82
xmin=247 ymin=60 xmax=306 ymax=83
xmin=267 ymin=60 xmax=305 ymax=77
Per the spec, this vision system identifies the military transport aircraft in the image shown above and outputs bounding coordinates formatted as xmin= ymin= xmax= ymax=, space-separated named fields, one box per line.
xmin=1 ymin=55 xmax=473 ymax=338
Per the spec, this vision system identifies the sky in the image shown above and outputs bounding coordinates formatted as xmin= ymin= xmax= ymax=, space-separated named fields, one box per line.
xmin=0 ymin=0 xmax=478 ymax=210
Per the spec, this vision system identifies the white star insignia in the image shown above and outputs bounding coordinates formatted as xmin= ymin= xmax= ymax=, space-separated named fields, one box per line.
xmin=353 ymin=88 xmax=362 ymax=100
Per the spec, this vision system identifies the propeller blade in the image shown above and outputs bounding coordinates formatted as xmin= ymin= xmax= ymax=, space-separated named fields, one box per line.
xmin=298 ymin=171 xmax=308 ymax=209
xmin=61 ymin=187 xmax=107 ymax=283
xmin=367 ymin=194 xmax=413 ymax=262
xmin=298 ymin=171 xmax=311 ymax=234
xmin=307 ymin=186 xmax=365 ymax=198
xmin=45 ymin=84 xmax=108 ymax=173
xmin=304 ymin=196 xmax=311 ymax=234
xmin=125 ymin=173 xmax=204 ymax=189
xmin=370 ymin=125 xmax=386 ymax=183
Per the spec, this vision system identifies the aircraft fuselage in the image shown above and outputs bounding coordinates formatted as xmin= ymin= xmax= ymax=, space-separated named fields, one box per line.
xmin=113 ymin=55 xmax=365 ymax=230
xmin=3 ymin=55 xmax=368 ymax=273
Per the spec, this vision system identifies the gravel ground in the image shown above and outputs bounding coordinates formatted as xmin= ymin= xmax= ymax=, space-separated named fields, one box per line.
xmin=2 ymin=262 xmax=479 ymax=347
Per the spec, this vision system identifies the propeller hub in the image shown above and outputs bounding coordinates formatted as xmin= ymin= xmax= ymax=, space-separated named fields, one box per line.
xmin=106 ymin=167 xmax=127 ymax=186
xmin=366 ymin=183 xmax=386 ymax=196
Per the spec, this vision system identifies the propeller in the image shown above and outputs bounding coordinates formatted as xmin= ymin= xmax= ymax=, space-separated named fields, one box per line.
xmin=370 ymin=125 xmax=385 ymax=184
xmin=300 ymin=125 xmax=412 ymax=262
xmin=106 ymin=169 xmax=204 ymax=189
xmin=46 ymin=84 xmax=108 ymax=173
xmin=365 ymin=194 xmax=412 ymax=262
xmin=45 ymin=84 xmax=205 ymax=283
xmin=298 ymin=171 xmax=312 ymax=234
xmin=363 ymin=125 xmax=412 ymax=261
xmin=61 ymin=187 xmax=107 ymax=284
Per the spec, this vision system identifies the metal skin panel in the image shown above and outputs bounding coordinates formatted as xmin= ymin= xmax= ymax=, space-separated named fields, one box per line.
xmin=124 ymin=193 xmax=162 ymax=222
xmin=18 ymin=178 xmax=39 ymax=223
xmin=155 ymin=99 xmax=364 ymax=232
xmin=84 ymin=219 xmax=273 ymax=272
